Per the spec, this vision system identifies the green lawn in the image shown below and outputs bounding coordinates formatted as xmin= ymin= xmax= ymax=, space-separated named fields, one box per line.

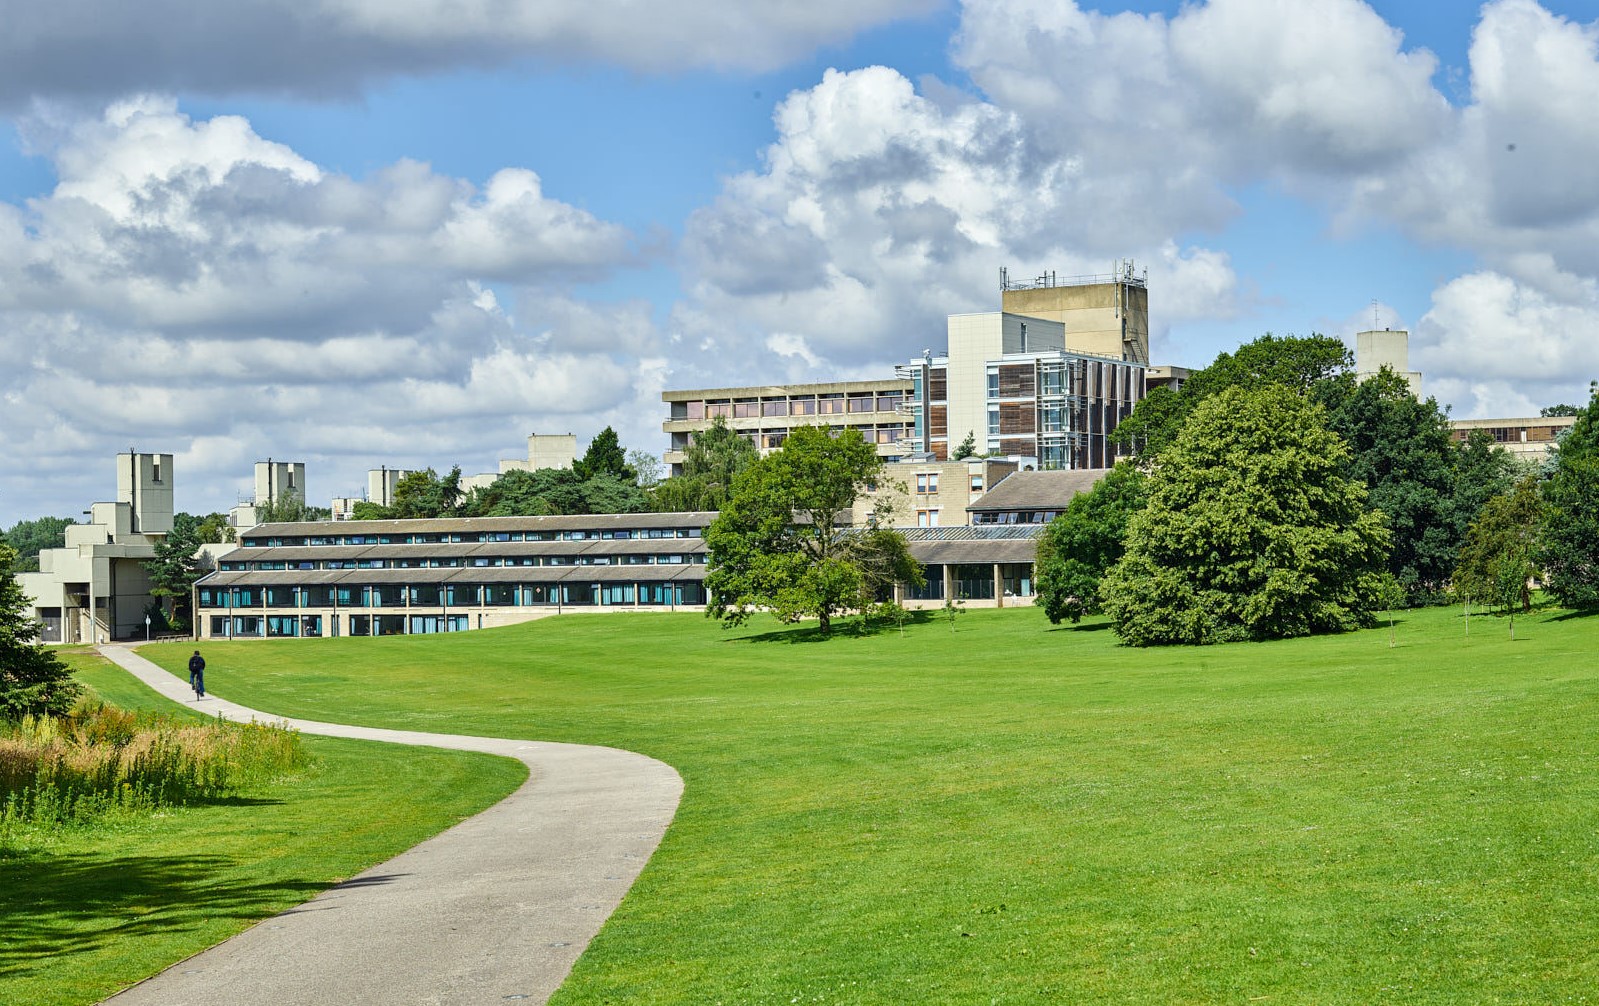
xmin=0 ymin=651 xmax=526 ymax=1006
xmin=136 ymin=605 xmax=1599 ymax=1005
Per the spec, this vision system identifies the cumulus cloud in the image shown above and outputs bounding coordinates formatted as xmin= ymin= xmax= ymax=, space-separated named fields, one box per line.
xmin=0 ymin=0 xmax=937 ymax=106
xmin=0 ymin=99 xmax=658 ymax=518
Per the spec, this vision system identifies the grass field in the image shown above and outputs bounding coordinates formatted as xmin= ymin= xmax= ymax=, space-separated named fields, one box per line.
xmin=138 ymin=604 xmax=1599 ymax=1005
xmin=0 ymin=651 xmax=526 ymax=1006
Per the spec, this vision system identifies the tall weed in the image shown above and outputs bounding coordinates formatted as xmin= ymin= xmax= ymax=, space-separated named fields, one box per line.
xmin=0 ymin=702 xmax=308 ymax=836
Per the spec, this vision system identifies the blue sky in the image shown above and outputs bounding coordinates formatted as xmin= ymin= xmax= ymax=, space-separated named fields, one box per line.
xmin=2 ymin=0 xmax=1599 ymax=523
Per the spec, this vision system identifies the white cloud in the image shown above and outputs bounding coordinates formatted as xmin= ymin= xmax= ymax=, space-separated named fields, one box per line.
xmin=0 ymin=0 xmax=938 ymax=106
xmin=0 ymin=100 xmax=658 ymax=520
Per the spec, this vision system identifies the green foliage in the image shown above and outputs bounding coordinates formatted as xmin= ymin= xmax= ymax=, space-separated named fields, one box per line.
xmin=348 ymin=500 xmax=392 ymax=520
xmin=193 ymin=512 xmax=235 ymax=544
xmin=1456 ymin=476 xmax=1544 ymax=616
xmin=390 ymin=467 xmax=465 ymax=519
xmin=705 ymin=426 xmax=916 ymax=635
xmin=0 ymin=546 xmax=79 ymax=720
xmin=628 ymin=449 xmax=662 ymax=489
xmin=1324 ymin=368 xmax=1460 ymax=604
xmin=461 ymin=465 xmax=647 ymax=517
xmin=1542 ymin=403 xmax=1582 ymax=417
xmin=574 ymin=426 xmax=634 ymax=482
xmin=1539 ymin=394 xmax=1599 ymax=608
xmin=1452 ymin=429 xmax=1522 ymax=543
xmin=1034 ymin=462 xmax=1146 ymax=624
xmin=952 ymin=430 xmax=978 ymax=460
xmin=255 ymin=490 xmax=328 ymax=524
xmin=652 ymin=416 xmax=760 ymax=513
xmin=1102 ymin=386 xmax=1390 ymax=646
xmin=1 ymin=516 xmax=76 ymax=573
xmin=143 ymin=513 xmax=212 ymax=630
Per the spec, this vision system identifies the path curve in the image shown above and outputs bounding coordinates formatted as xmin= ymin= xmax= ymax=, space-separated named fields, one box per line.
xmin=96 ymin=644 xmax=683 ymax=1006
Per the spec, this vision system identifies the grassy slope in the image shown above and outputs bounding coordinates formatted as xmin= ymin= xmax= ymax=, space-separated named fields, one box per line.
xmin=0 ymin=651 xmax=526 ymax=1006
xmin=140 ymin=606 xmax=1599 ymax=1005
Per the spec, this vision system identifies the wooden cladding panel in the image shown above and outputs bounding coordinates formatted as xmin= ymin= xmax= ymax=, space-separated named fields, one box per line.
xmin=998 ymin=402 xmax=1035 ymax=435
xmin=999 ymin=438 xmax=1034 ymax=456
xmin=930 ymin=405 xmax=948 ymax=436
xmin=997 ymin=364 xmax=1035 ymax=399
xmin=928 ymin=369 xmax=948 ymax=402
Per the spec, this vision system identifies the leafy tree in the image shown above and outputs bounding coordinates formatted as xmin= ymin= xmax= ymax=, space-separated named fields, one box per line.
xmin=194 ymin=512 xmax=236 ymax=544
xmin=1456 ymin=476 xmax=1544 ymax=623
xmin=705 ymin=426 xmax=918 ymax=635
xmin=575 ymin=427 xmax=634 ymax=482
xmin=953 ymin=431 xmax=978 ymax=460
xmin=1112 ymin=333 xmax=1353 ymax=459
xmin=1034 ymin=462 xmax=1147 ymax=624
xmin=1 ymin=544 xmax=80 ymax=719
xmin=1324 ymin=368 xmax=1459 ymax=604
xmin=1542 ymin=404 xmax=1582 ymax=417
xmin=349 ymin=500 xmax=393 ymax=520
xmin=580 ymin=472 xmax=649 ymax=515
xmin=1539 ymin=394 xmax=1599 ymax=608
xmin=1452 ymin=429 xmax=1522 ymax=546
xmin=255 ymin=489 xmax=328 ymax=523
xmin=144 ymin=514 xmax=208 ymax=631
xmin=2 ymin=516 xmax=76 ymax=573
xmin=390 ymin=467 xmax=465 ymax=519
xmin=652 ymin=416 xmax=759 ymax=513
xmin=1101 ymin=386 xmax=1390 ymax=646
xmin=628 ymin=449 xmax=663 ymax=489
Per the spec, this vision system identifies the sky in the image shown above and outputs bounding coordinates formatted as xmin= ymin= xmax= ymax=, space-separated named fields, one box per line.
xmin=3 ymin=0 xmax=1599 ymax=525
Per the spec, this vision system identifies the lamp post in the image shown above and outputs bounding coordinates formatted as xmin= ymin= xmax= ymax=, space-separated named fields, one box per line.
xmin=144 ymin=614 xmax=151 ymax=642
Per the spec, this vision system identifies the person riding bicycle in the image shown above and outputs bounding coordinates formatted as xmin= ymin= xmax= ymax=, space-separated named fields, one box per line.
xmin=188 ymin=650 xmax=206 ymax=699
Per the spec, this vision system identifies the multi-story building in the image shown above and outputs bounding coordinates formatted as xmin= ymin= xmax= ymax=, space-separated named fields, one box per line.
xmin=19 ymin=452 xmax=174 ymax=643
xmin=332 ymin=466 xmax=413 ymax=521
xmin=661 ymin=380 xmax=912 ymax=476
xmin=899 ymin=312 xmax=1145 ymax=468
xmin=229 ymin=459 xmax=307 ymax=528
xmin=852 ymin=457 xmax=1022 ymax=528
xmin=1356 ymin=328 xmax=1423 ymax=397
xmin=999 ymin=262 xmax=1150 ymax=364
xmin=1450 ymin=416 xmax=1577 ymax=460
xmin=966 ymin=469 xmax=1108 ymax=525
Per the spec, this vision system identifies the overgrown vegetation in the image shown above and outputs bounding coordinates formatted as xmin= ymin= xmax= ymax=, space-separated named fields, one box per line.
xmin=0 ymin=702 xmax=306 ymax=840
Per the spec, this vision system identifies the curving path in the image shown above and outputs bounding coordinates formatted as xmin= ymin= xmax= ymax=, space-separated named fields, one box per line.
xmin=96 ymin=644 xmax=683 ymax=1006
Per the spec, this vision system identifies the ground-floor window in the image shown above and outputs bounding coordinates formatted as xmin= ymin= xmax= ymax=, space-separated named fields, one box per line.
xmin=210 ymin=615 xmax=229 ymax=637
xmin=376 ymin=615 xmax=406 ymax=635
xmin=267 ymin=615 xmax=299 ymax=637
xmin=906 ymin=566 xmax=945 ymax=600
xmin=301 ymin=615 xmax=323 ymax=637
xmin=600 ymin=583 xmax=635 ymax=605
xmin=349 ymin=615 xmax=371 ymax=636
xmin=233 ymin=616 xmax=264 ymax=637
xmin=563 ymin=583 xmax=596 ymax=606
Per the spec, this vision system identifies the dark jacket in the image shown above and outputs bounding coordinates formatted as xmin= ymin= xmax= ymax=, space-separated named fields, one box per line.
xmin=189 ymin=654 xmax=205 ymax=674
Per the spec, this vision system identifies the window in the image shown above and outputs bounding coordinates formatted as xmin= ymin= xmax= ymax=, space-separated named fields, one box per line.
xmin=971 ymin=475 xmax=984 ymax=492
xmin=916 ymin=509 xmax=941 ymax=528
xmin=762 ymin=399 xmax=788 ymax=417
xmin=987 ymin=371 xmax=1000 ymax=400
xmin=152 ymin=458 xmax=162 ymax=483
xmin=818 ymin=394 xmax=845 ymax=415
xmin=847 ymin=394 xmax=873 ymax=413
xmin=876 ymin=393 xmax=902 ymax=412
xmin=916 ymin=473 xmax=939 ymax=494
xmin=705 ymin=400 xmax=732 ymax=418
xmin=685 ymin=400 xmax=705 ymax=419
xmin=988 ymin=407 xmax=1000 ymax=436
xmin=734 ymin=398 xmax=760 ymax=418
xmin=789 ymin=396 xmax=816 ymax=416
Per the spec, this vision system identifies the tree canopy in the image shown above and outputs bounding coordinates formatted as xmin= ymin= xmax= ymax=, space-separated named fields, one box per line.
xmin=1456 ymin=475 xmax=1544 ymax=617
xmin=1101 ymin=386 xmax=1390 ymax=646
xmin=1539 ymin=394 xmax=1599 ymax=608
xmin=575 ymin=426 xmax=634 ymax=482
xmin=1 ymin=544 xmax=79 ymax=719
xmin=143 ymin=513 xmax=211 ymax=630
xmin=651 ymin=416 xmax=759 ymax=513
xmin=1034 ymin=462 xmax=1147 ymax=624
xmin=705 ymin=426 xmax=919 ymax=635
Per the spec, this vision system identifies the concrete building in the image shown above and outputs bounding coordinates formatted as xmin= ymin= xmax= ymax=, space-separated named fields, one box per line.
xmin=332 ymin=466 xmax=413 ymax=521
xmin=462 ymin=433 xmax=580 ymax=493
xmin=662 ymin=380 xmax=913 ymax=476
xmin=852 ymin=457 xmax=1023 ymax=528
xmin=19 ymin=452 xmax=174 ymax=643
xmin=966 ymin=469 xmax=1109 ymax=525
xmin=230 ymin=460 xmax=306 ymax=528
xmin=1450 ymin=416 xmax=1577 ymax=460
xmin=999 ymin=262 xmax=1150 ymax=364
xmin=900 ymin=312 xmax=1144 ymax=468
xmin=1355 ymin=328 xmax=1422 ymax=397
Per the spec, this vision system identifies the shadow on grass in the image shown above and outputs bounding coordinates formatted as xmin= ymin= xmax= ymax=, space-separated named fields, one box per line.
xmin=1546 ymin=606 xmax=1599 ymax=623
xmin=735 ymin=610 xmax=938 ymax=644
xmin=1046 ymin=621 xmax=1114 ymax=633
xmin=0 ymin=851 xmax=335 ymax=978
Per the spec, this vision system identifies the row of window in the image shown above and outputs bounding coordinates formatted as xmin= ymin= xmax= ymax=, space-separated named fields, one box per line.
xmin=220 ymin=553 xmax=705 ymax=572
xmin=201 ymin=581 xmax=709 ymax=610
xmin=675 ymin=393 xmax=905 ymax=421
xmin=243 ymin=527 xmax=703 ymax=548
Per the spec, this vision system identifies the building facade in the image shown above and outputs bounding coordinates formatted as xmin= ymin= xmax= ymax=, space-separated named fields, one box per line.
xmin=1449 ymin=416 xmax=1576 ymax=460
xmin=900 ymin=312 xmax=1145 ymax=468
xmin=1355 ymin=328 xmax=1423 ymax=397
xmin=662 ymin=380 xmax=913 ymax=476
xmin=19 ymin=452 xmax=174 ymax=643
xmin=999 ymin=262 xmax=1150 ymax=364
xmin=852 ymin=458 xmax=1023 ymax=528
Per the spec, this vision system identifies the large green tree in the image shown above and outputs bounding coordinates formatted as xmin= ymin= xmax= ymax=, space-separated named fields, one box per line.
xmin=1 ymin=544 xmax=80 ymax=719
xmin=255 ymin=489 xmax=330 ymax=523
xmin=389 ymin=467 xmax=465 ymax=519
xmin=1101 ymin=386 xmax=1390 ymax=646
xmin=1539 ymin=394 xmax=1599 ymax=608
xmin=1456 ymin=475 xmax=1544 ymax=619
xmin=1323 ymin=368 xmax=1459 ymax=604
xmin=705 ymin=426 xmax=917 ymax=635
xmin=651 ymin=416 xmax=760 ymax=513
xmin=2 ymin=516 xmax=76 ymax=573
xmin=575 ymin=426 xmax=634 ymax=482
xmin=1112 ymin=333 xmax=1353 ymax=459
xmin=1451 ymin=429 xmax=1522 ymax=547
xmin=143 ymin=513 xmax=210 ymax=630
xmin=1034 ymin=462 xmax=1147 ymax=624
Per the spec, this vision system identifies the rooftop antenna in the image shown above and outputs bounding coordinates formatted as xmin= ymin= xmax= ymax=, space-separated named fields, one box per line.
xmin=1371 ymin=299 xmax=1379 ymax=330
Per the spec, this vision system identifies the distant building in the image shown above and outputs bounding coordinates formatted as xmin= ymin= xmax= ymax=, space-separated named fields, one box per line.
xmin=661 ymin=380 xmax=912 ymax=477
xmin=852 ymin=457 xmax=1023 ymax=528
xmin=1449 ymin=416 xmax=1576 ymax=460
xmin=332 ymin=466 xmax=412 ymax=521
xmin=1355 ymin=328 xmax=1422 ymax=397
xmin=230 ymin=459 xmax=306 ymax=528
xmin=966 ymin=469 xmax=1109 ymax=525
xmin=462 ymin=433 xmax=580 ymax=493
xmin=18 ymin=452 xmax=174 ymax=642
xmin=999 ymin=261 xmax=1150 ymax=364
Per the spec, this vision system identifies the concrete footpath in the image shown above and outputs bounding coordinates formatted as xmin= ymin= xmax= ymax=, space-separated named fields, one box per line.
xmin=96 ymin=644 xmax=684 ymax=1006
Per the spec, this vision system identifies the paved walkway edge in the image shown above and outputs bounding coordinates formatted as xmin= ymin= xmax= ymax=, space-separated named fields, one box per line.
xmin=95 ymin=644 xmax=684 ymax=1006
